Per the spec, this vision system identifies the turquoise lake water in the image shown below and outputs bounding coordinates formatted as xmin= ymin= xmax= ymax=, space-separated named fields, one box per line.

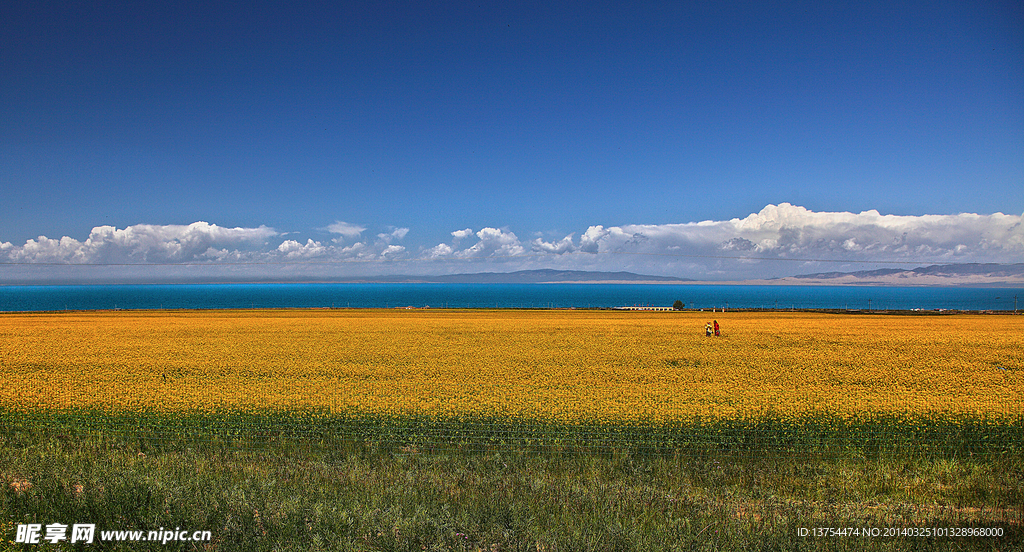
xmin=0 ymin=283 xmax=1020 ymax=312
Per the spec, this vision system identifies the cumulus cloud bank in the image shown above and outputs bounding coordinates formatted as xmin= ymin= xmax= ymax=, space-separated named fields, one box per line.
xmin=567 ymin=203 xmax=1023 ymax=261
xmin=1 ymin=204 xmax=1021 ymax=282
xmin=423 ymin=204 xmax=1023 ymax=276
xmin=2 ymin=222 xmax=276 ymax=264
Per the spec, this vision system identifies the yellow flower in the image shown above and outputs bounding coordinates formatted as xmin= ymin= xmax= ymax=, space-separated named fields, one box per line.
xmin=0 ymin=310 xmax=1020 ymax=422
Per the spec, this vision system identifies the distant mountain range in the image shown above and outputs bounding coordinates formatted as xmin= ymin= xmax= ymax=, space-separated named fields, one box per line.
xmin=784 ymin=263 xmax=1024 ymax=286
xmin=341 ymin=269 xmax=692 ymax=284
xmin=0 ymin=269 xmax=691 ymax=286
xmin=351 ymin=265 xmax=1024 ymax=285
xmin=6 ymin=265 xmax=1020 ymax=286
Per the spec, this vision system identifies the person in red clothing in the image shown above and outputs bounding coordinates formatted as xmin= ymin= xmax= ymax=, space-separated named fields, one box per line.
xmin=713 ymin=320 xmax=720 ymax=337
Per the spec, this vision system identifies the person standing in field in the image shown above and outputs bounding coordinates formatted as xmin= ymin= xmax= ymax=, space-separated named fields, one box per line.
xmin=705 ymin=322 xmax=713 ymax=337
xmin=713 ymin=320 xmax=720 ymax=337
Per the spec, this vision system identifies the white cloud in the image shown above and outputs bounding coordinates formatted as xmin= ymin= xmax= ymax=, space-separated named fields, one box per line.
xmin=424 ymin=243 xmax=454 ymax=258
xmin=380 ymin=245 xmax=406 ymax=259
xmin=453 ymin=227 xmax=526 ymax=258
xmin=571 ymin=204 xmax=1024 ymax=264
xmin=4 ymin=222 xmax=276 ymax=264
xmin=405 ymin=204 xmax=1023 ymax=277
xmin=277 ymin=239 xmax=327 ymax=259
xmin=2 ymin=205 xmax=1021 ymax=283
xmin=532 ymin=234 xmax=576 ymax=254
xmin=327 ymin=221 xmax=366 ymax=238
xmin=338 ymin=241 xmax=368 ymax=257
xmin=0 ymin=220 xmax=417 ymax=268
xmin=377 ymin=227 xmax=410 ymax=243
xmin=417 ymin=204 xmax=1021 ymax=279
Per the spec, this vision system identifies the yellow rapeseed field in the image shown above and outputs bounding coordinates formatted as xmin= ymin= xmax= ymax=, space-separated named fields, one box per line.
xmin=0 ymin=310 xmax=1020 ymax=422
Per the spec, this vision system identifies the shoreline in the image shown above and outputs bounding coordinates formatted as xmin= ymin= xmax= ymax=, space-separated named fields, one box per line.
xmin=1 ymin=306 xmax=1020 ymax=315
xmin=3 ymin=277 xmax=1024 ymax=287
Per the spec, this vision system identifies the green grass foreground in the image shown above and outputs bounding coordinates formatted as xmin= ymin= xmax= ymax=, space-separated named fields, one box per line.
xmin=2 ymin=410 xmax=1022 ymax=551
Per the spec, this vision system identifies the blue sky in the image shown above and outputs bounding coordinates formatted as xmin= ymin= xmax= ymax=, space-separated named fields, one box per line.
xmin=2 ymin=1 xmax=1022 ymax=281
